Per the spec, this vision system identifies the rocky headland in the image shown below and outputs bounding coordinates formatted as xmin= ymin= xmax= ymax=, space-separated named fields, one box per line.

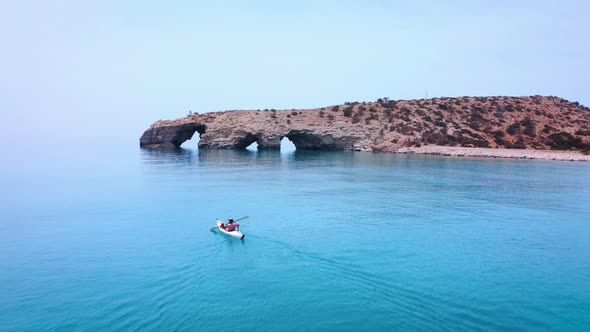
xmin=140 ymin=96 xmax=590 ymax=160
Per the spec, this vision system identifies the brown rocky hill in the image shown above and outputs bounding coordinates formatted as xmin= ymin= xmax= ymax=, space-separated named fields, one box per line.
xmin=140 ymin=96 xmax=590 ymax=153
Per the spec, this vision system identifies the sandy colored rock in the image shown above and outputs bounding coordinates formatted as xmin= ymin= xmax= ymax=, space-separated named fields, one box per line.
xmin=140 ymin=96 xmax=590 ymax=159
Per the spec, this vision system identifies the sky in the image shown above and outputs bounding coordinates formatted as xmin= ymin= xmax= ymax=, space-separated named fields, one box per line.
xmin=1 ymin=0 xmax=589 ymax=143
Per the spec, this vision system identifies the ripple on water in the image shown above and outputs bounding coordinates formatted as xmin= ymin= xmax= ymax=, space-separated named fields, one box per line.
xmin=3 ymin=148 xmax=590 ymax=331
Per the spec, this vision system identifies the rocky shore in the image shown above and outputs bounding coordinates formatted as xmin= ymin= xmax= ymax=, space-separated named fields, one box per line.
xmin=396 ymin=146 xmax=590 ymax=161
xmin=140 ymin=96 xmax=590 ymax=160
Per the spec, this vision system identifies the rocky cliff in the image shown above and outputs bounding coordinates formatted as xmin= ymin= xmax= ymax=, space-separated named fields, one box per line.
xmin=140 ymin=96 xmax=590 ymax=153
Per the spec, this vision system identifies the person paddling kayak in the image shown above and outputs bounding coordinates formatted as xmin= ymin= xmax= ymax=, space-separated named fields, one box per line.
xmin=213 ymin=216 xmax=247 ymax=239
xmin=221 ymin=218 xmax=240 ymax=232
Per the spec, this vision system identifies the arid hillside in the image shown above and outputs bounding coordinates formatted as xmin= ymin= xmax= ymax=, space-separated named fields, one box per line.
xmin=329 ymin=95 xmax=590 ymax=151
xmin=140 ymin=96 xmax=590 ymax=153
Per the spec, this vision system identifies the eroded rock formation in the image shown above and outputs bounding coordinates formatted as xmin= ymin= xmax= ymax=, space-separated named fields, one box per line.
xmin=140 ymin=96 xmax=590 ymax=152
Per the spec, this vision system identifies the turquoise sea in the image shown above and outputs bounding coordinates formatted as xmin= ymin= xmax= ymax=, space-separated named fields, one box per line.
xmin=2 ymin=139 xmax=590 ymax=331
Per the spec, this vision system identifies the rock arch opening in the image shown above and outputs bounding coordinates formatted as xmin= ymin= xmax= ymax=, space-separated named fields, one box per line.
xmin=235 ymin=133 xmax=259 ymax=149
xmin=284 ymin=131 xmax=337 ymax=150
xmin=167 ymin=123 xmax=206 ymax=147
xmin=280 ymin=137 xmax=296 ymax=152
xmin=177 ymin=123 xmax=206 ymax=147
xmin=246 ymin=141 xmax=258 ymax=151
xmin=195 ymin=124 xmax=206 ymax=136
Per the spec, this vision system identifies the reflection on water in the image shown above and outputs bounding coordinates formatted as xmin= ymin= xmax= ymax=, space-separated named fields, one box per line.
xmin=140 ymin=147 xmax=195 ymax=165
xmin=140 ymin=145 xmax=586 ymax=172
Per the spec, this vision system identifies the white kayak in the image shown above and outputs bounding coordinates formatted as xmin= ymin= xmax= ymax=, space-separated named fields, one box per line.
xmin=216 ymin=219 xmax=245 ymax=239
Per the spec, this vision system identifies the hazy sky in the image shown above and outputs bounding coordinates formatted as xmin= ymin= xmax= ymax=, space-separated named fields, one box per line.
xmin=1 ymin=0 xmax=589 ymax=141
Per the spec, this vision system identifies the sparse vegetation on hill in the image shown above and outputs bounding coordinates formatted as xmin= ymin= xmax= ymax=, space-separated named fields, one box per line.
xmin=141 ymin=95 xmax=590 ymax=155
xmin=318 ymin=95 xmax=590 ymax=151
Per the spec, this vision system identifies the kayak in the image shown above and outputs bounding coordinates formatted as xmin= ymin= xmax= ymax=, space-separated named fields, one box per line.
xmin=216 ymin=219 xmax=245 ymax=239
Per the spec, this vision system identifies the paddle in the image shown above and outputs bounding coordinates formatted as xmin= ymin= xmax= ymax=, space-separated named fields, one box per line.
xmin=210 ymin=215 xmax=249 ymax=231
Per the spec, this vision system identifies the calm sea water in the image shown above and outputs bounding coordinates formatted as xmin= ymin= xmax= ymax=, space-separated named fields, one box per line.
xmin=2 ymin=140 xmax=590 ymax=331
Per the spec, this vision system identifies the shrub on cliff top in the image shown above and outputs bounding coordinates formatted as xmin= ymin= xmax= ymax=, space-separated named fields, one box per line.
xmin=438 ymin=103 xmax=450 ymax=110
xmin=494 ymin=137 xmax=507 ymax=146
xmin=423 ymin=131 xmax=451 ymax=145
xmin=458 ymin=136 xmax=491 ymax=148
xmin=365 ymin=114 xmax=378 ymax=124
xmin=521 ymin=117 xmax=536 ymax=137
xmin=342 ymin=106 xmax=354 ymax=117
xmin=505 ymin=138 xmax=526 ymax=149
xmin=352 ymin=114 xmax=361 ymax=124
xmin=470 ymin=112 xmax=485 ymax=122
xmin=547 ymin=132 xmax=587 ymax=150
xmin=492 ymin=130 xmax=505 ymax=138
xmin=468 ymin=121 xmax=481 ymax=131
xmin=434 ymin=120 xmax=447 ymax=128
xmin=506 ymin=122 xmax=521 ymax=135
xmin=542 ymin=124 xmax=555 ymax=134
xmin=332 ymin=106 xmax=340 ymax=112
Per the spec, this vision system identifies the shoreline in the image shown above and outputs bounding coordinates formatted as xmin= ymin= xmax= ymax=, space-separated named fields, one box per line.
xmin=394 ymin=146 xmax=590 ymax=162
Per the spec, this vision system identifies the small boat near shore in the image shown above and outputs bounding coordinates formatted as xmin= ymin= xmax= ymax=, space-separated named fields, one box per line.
xmin=216 ymin=219 xmax=245 ymax=239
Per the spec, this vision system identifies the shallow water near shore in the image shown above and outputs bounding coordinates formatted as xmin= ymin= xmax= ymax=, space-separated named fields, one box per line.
xmin=2 ymin=141 xmax=590 ymax=331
